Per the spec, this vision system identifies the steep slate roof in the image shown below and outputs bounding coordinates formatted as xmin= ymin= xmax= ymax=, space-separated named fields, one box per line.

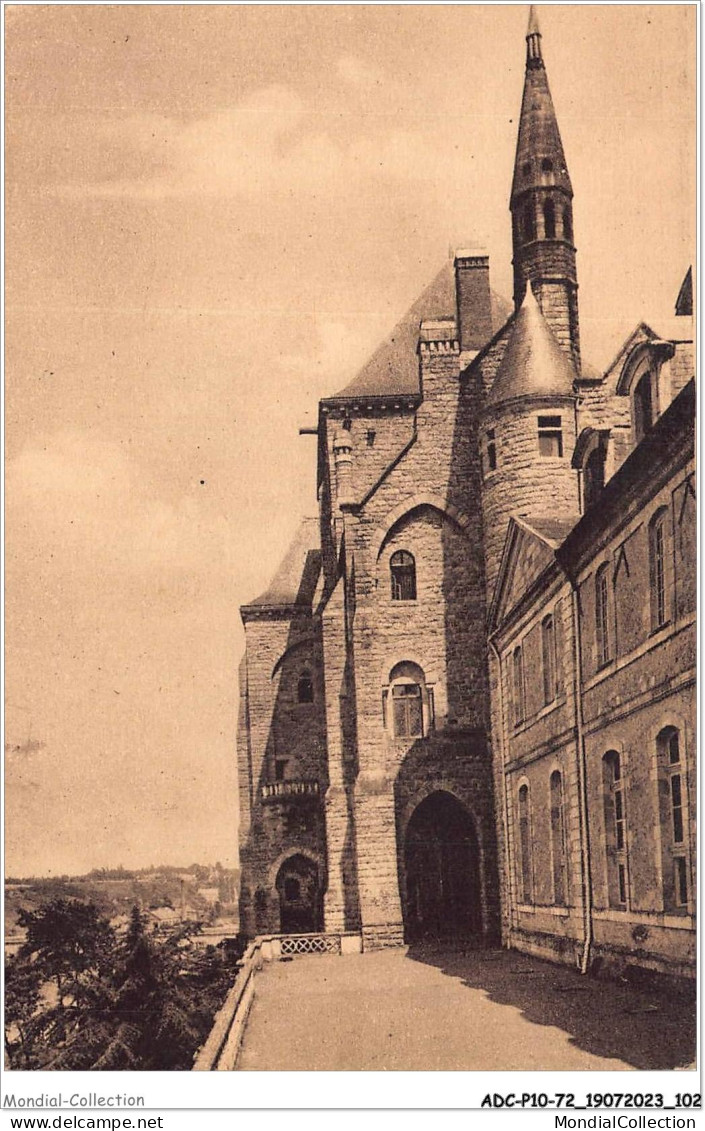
xmin=246 ymin=517 xmax=320 ymax=609
xmin=517 ymin=515 xmax=578 ymax=546
xmin=328 ymin=260 xmax=511 ymax=401
xmin=487 ymin=286 xmax=576 ymax=406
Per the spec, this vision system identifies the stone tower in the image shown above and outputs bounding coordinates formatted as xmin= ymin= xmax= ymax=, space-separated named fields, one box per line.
xmin=479 ymin=287 xmax=580 ymax=600
xmin=510 ymin=6 xmax=580 ymax=372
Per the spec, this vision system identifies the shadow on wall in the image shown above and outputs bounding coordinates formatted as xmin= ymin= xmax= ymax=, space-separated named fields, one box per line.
xmin=405 ymin=946 xmax=696 ymax=1071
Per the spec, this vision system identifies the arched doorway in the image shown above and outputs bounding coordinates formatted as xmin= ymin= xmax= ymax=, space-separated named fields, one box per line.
xmin=275 ymin=853 xmax=322 ymax=934
xmin=403 ymin=791 xmax=481 ymax=941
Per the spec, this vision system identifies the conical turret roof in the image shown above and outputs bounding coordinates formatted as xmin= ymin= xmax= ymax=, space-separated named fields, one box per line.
xmin=510 ymin=7 xmax=572 ymax=204
xmin=487 ymin=287 xmax=576 ymax=407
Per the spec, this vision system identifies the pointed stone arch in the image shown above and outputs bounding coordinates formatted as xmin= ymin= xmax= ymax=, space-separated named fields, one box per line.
xmin=370 ymin=494 xmax=472 ymax=562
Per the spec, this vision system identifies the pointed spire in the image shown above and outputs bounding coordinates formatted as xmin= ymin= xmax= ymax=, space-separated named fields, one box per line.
xmin=526 ymin=5 xmax=542 ymax=64
xmin=511 ymin=7 xmax=571 ymax=205
xmin=527 ymin=5 xmax=540 ymax=36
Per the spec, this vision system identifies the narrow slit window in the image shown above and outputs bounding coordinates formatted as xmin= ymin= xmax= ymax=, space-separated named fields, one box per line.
xmin=538 ymin=415 xmax=563 ymax=458
xmin=550 ymin=770 xmax=567 ymax=906
xmin=649 ymin=509 xmax=668 ymax=630
xmin=297 ymin=671 xmax=314 ymax=703
xmin=595 ymin=563 xmax=611 ymax=668
xmin=486 ymin=428 xmax=497 ymax=473
xmin=542 ymin=614 xmax=557 ymax=705
xmin=512 ymin=645 xmax=525 ymax=726
xmin=518 ymin=784 xmax=533 ymax=904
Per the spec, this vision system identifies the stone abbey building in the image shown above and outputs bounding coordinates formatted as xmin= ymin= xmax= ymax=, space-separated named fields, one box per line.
xmin=237 ymin=9 xmax=695 ymax=977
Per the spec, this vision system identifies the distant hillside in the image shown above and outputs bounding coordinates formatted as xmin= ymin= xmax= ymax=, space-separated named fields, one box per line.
xmin=5 ymin=864 xmax=239 ymax=935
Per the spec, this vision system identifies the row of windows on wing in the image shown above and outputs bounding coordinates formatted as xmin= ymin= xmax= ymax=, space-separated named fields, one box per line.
xmin=594 ymin=505 xmax=671 ymax=669
xmin=482 ymin=415 xmax=563 ymax=478
xmin=515 ymin=729 xmax=690 ymax=914
xmin=511 ymin=612 xmax=559 ymax=727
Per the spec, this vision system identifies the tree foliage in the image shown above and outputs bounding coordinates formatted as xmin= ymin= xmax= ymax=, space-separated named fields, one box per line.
xmin=4 ymin=899 xmax=234 ymax=1071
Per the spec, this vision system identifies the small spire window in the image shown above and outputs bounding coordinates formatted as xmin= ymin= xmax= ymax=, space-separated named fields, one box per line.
xmin=541 ymin=157 xmax=554 ymax=173
xmin=543 ymin=199 xmax=556 ymax=239
xmin=390 ymin=550 xmax=416 ymax=601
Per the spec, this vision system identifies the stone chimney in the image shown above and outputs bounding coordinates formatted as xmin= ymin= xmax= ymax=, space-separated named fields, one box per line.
xmin=455 ymin=249 xmax=493 ymax=354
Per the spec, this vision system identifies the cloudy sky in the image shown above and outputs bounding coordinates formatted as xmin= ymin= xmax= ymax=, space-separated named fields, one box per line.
xmin=5 ymin=4 xmax=695 ymax=876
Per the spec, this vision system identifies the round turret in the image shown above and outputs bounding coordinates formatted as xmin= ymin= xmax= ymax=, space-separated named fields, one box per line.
xmin=480 ymin=288 xmax=580 ymax=599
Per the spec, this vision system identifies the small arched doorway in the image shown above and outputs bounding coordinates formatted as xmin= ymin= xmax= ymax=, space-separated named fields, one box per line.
xmin=403 ymin=791 xmax=481 ymax=942
xmin=275 ymin=853 xmax=322 ymax=934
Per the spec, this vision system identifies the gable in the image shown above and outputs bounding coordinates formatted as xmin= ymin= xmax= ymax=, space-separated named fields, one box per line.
xmin=490 ymin=516 xmax=574 ymax=630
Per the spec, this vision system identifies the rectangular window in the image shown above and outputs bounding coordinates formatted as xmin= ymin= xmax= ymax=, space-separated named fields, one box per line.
xmin=275 ymin=758 xmax=288 ymax=782
xmin=674 ymin=857 xmax=688 ymax=906
xmin=538 ymin=415 xmax=563 ymax=458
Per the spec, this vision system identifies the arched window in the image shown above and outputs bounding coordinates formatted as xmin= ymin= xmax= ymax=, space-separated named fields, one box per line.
xmin=297 ymin=671 xmax=314 ymax=703
xmin=649 ymin=508 xmax=669 ymax=630
xmin=542 ymin=614 xmax=557 ymax=705
xmin=541 ymin=157 xmax=554 ymax=173
xmin=595 ymin=563 xmax=611 ymax=668
xmin=602 ymin=751 xmax=628 ymax=909
xmin=392 ymin=684 xmax=423 ymax=738
xmin=656 ymin=727 xmax=689 ymax=912
xmin=517 ymin=784 xmax=533 ymax=904
xmin=563 ymin=208 xmax=573 ymax=243
xmin=523 ymin=200 xmax=536 ymax=241
xmin=390 ymin=550 xmax=416 ymax=601
xmin=584 ymin=445 xmax=605 ymax=510
xmin=543 ymin=199 xmax=556 ymax=239
xmin=633 ymin=371 xmax=654 ymax=443
xmin=550 ymin=770 xmax=567 ymax=905
xmin=384 ymin=661 xmax=432 ymax=739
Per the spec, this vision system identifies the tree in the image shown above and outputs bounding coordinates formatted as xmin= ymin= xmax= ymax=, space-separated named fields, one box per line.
xmin=16 ymin=899 xmax=115 ymax=1008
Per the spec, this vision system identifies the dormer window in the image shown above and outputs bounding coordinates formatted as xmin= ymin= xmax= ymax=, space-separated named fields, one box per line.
xmin=538 ymin=415 xmax=563 ymax=457
xmin=633 ymin=371 xmax=655 ymax=443
xmin=584 ymin=445 xmax=605 ymax=510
